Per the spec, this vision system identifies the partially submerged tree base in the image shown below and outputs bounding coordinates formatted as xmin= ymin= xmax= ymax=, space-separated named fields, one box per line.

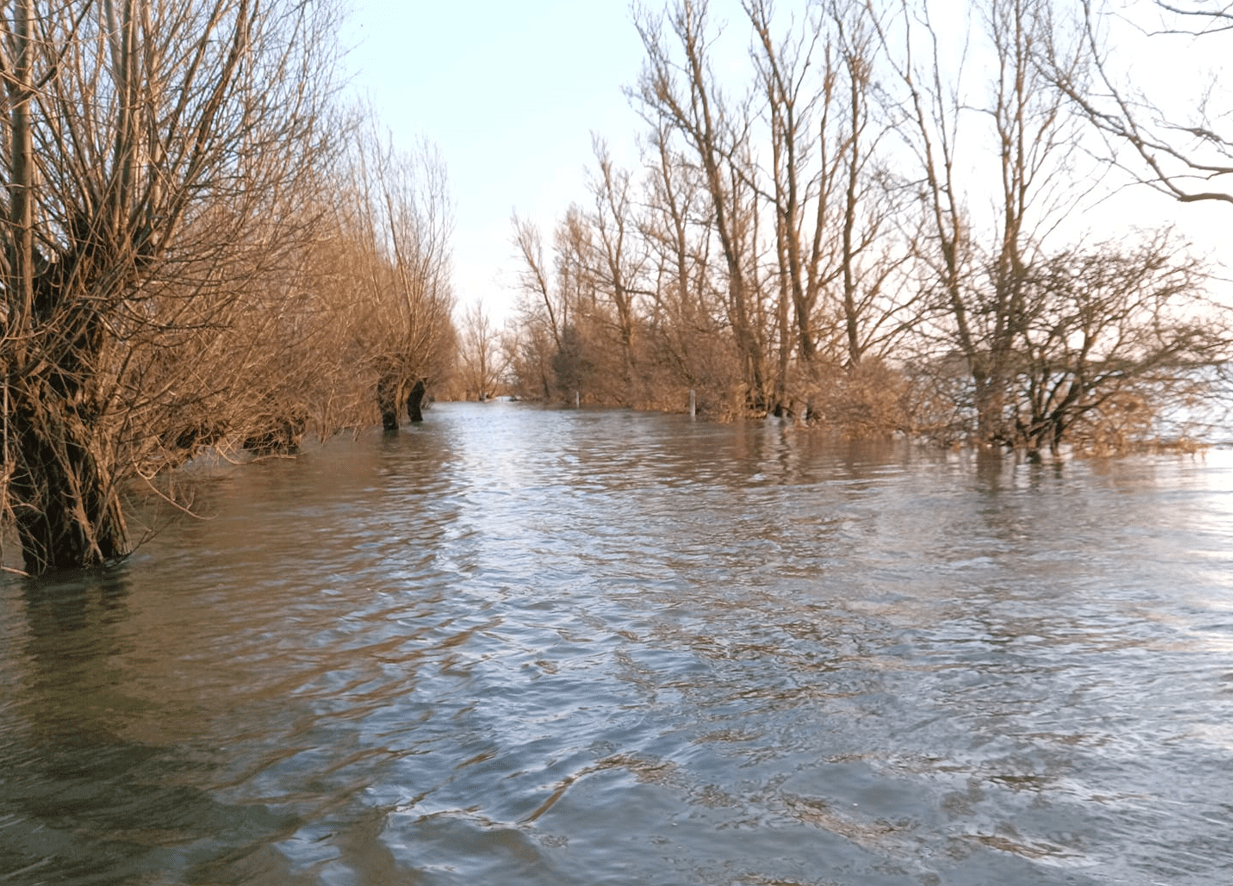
xmin=0 ymin=0 xmax=342 ymax=575
xmin=241 ymin=409 xmax=309 ymax=456
xmin=9 ymin=389 xmax=128 ymax=574
xmin=407 ymin=379 xmax=426 ymax=423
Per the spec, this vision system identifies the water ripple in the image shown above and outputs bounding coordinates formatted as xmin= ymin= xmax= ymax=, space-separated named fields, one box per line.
xmin=3 ymin=404 xmax=1233 ymax=884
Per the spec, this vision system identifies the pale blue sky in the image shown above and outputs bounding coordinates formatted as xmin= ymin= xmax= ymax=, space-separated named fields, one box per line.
xmin=342 ymin=1 xmax=653 ymax=321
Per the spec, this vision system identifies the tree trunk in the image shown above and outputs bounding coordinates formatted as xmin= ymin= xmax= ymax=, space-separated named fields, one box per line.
xmin=3 ymin=1 xmax=126 ymax=574
xmin=10 ymin=383 xmax=127 ymax=574
xmin=406 ymin=379 xmax=426 ymax=423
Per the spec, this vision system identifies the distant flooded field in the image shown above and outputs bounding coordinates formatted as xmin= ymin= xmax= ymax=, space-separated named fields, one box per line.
xmin=3 ymin=401 xmax=1232 ymax=885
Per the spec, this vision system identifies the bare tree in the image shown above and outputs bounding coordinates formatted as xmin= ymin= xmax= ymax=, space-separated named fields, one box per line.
xmin=872 ymin=0 xmax=986 ymax=433
xmin=638 ymin=123 xmax=737 ymax=411
xmin=511 ymin=213 xmax=565 ymax=355
xmin=875 ymin=0 xmax=1087 ymax=445
xmin=979 ymin=0 xmax=1086 ymax=443
xmin=1008 ymin=232 xmax=1229 ymax=456
xmin=510 ymin=213 xmax=566 ymax=400
xmin=633 ymin=0 xmax=770 ymax=413
xmin=457 ymin=298 xmax=504 ymax=401
xmin=1053 ymin=1 xmax=1233 ymax=205
xmin=584 ymin=137 xmax=649 ymax=405
xmin=1 ymin=0 xmax=339 ymax=574
xmin=344 ymin=131 xmax=456 ymax=429
xmin=743 ymin=0 xmax=835 ymax=390
xmin=745 ymin=0 xmax=911 ymax=419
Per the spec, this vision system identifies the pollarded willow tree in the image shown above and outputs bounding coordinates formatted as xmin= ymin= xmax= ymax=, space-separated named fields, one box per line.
xmin=339 ymin=130 xmax=456 ymax=430
xmin=0 ymin=0 xmax=339 ymax=575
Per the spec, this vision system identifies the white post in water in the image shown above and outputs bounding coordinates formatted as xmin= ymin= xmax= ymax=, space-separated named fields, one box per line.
xmin=575 ymin=390 xmax=580 ymax=408
xmin=689 ymin=389 xmax=696 ymax=418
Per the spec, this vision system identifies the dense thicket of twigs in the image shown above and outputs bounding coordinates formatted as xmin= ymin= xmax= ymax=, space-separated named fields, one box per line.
xmin=495 ymin=0 xmax=1231 ymax=453
xmin=0 ymin=0 xmax=455 ymax=575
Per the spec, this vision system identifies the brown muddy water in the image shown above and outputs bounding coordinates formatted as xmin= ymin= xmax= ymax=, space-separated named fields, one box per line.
xmin=2 ymin=401 xmax=1233 ymax=885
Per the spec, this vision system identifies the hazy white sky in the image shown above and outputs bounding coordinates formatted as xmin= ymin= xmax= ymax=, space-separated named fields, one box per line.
xmin=341 ymin=1 xmax=654 ymax=322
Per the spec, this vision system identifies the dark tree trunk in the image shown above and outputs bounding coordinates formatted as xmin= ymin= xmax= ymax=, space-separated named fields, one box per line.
xmin=9 ymin=388 xmax=127 ymax=574
xmin=406 ymin=379 xmax=426 ymax=423
xmin=6 ymin=257 xmax=128 ymax=573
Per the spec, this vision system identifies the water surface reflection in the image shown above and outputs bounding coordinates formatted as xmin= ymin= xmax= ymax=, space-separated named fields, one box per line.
xmin=3 ymin=402 xmax=1232 ymax=884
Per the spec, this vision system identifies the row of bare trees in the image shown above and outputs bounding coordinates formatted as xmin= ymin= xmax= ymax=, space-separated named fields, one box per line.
xmin=503 ymin=0 xmax=1230 ymax=452
xmin=1 ymin=0 xmax=455 ymax=575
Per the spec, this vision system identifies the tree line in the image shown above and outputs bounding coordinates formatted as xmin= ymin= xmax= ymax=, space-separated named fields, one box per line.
xmin=497 ymin=0 xmax=1231 ymax=454
xmin=5 ymin=0 xmax=1231 ymax=576
xmin=0 ymin=0 xmax=455 ymax=575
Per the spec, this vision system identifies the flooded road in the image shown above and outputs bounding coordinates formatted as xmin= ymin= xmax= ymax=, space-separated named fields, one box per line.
xmin=3 ymin=401 xmax=1233 ymax=885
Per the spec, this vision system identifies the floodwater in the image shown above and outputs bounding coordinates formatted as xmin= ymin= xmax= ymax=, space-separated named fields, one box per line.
xmin=3 ymin=401 xmax=1233 ymax=886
